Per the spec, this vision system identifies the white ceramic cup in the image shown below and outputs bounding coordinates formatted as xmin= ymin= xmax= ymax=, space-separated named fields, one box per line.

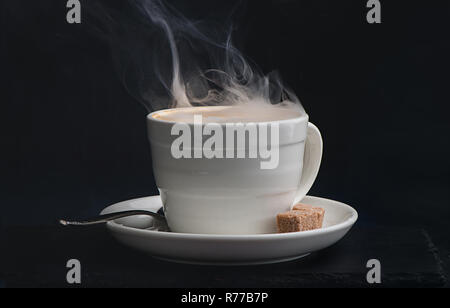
xmin=147 ymin=106 xmax=323 ymax=234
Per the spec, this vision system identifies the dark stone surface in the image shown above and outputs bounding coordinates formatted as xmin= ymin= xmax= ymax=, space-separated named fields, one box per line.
xmin=1 ymin=224 xmax=447 ymax=288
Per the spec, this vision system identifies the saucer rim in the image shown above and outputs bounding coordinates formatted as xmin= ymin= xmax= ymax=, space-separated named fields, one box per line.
xmin=103 ymin=195 xmax=358 ymax=240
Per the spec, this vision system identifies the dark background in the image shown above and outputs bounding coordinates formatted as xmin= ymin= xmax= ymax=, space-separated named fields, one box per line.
xmin=1 ymin=0 xmax=450 ymax=287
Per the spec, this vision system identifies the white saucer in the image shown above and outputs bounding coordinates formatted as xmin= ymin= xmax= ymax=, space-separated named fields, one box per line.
xmin=101 ymin=195 xmax=358 ymax=265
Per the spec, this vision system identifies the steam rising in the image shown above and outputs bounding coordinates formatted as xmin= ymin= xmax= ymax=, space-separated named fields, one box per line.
xmin=85 ymin=0 xmax=303 ymax=113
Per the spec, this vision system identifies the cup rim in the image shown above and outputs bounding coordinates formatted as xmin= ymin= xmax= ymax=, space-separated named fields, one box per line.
xmin=147 ymin=105 xmax=309 ymax=126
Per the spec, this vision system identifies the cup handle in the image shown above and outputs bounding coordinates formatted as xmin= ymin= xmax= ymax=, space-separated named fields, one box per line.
xmin=294 ymin=122 xmax=323 ymax=204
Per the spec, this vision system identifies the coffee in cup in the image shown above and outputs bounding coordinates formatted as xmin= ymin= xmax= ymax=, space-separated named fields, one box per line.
xmin=147 ymin=105 xmax=322 ymax=235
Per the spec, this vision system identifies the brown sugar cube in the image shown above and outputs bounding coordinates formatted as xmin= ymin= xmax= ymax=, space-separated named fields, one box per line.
xmin=293 ymin=203 xmax=325 ymax=227
xmin=277 ymin=208 xmax=325 ymax=233
xmin=277 ymin=211 xmax=319 ymax=233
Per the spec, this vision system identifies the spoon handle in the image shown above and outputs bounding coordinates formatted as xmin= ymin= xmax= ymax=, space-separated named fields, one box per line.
xmin=59 ymin=210 xmax=166 ymax=226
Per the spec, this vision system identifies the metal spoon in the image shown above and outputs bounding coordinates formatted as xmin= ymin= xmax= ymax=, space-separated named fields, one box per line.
xmin=59 ymin=208 xmax=166 ymax=227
